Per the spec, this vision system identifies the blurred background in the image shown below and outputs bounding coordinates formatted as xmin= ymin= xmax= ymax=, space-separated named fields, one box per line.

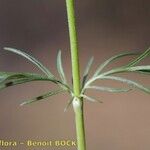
xmin=0 ymin=0 xmax=150 ymax=150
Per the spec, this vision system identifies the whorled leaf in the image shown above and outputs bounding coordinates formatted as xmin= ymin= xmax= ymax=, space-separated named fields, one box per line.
xmin=4 ymin=47 xmax=54 ymax=77
xmin=82 ymin=65 xmax=150 ymax=94
xmin=81 ymin=94 xmax=103 ymax=103
xmin=136 ymin=69 xmax=150 ymax=75
xmin=102 ymin=65 xmax=150 ymax=76
xmin=0 ymin=78 xmax=35 ymax=90
xmin=93 ymin=51 xmax=139 ymax=77
xmin=101 ymin=76 xmax=150 ymax=94
xmin=64 ymin=97 xmax=74 ymax=112
xmin=126 ymin=47 xmax=150 ymax=67
xmin=57 ymin=50 xmax=67 ymax=84
xmin=126 ymin=66 xmax=150 ymax=72
xmin=0 ymin=72 xmax=59 ymax=90
xmin=1 ymin=47 xmax=149 ymax=107
xmin=20 ymin=89 xmax=64 ymax=106
xmin=85 ymin=85 xmax=131 ymax=93
xmin=82 ymin=57 xmax=94 ymax=88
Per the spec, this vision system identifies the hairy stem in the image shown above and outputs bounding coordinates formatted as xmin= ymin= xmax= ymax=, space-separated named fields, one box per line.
xmin=65 ymin=0 xmax=86 ymax=150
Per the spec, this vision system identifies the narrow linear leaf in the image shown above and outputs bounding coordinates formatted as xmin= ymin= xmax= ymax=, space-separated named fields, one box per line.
xmin=127 ymin=66 xmax=150 ymax=72
xmin=0 ymin=72 xmax=59 ymax=90
xmin=64 ymin=97 xmax=74 ymax=112
xmin=0 ymin=78 xmax=36 ymax=90
xmin=93 ymin=51 xmax=139 ymax=77
xmin=102 ymin=65 xmax=150 ymax=76
xmin=4 ymin=47 xmax=54 ymax=77
xmin=81 ymin=94 xmax=103 ymax=103
xmin=101 ymin=76 xmax=150 ymax=94
xmin=57 ymin=50 xmax=67 ymax=84
xmin=0 ymin=72 xmax=48 ymax=81
xmin=82 ymin=57 xmax=94 ymax=88
xmin=136 ymin=70 xmax=150 ymax=75
xmin=0 ymin=72 xmax=12 ymax=82
xmin=86 ymin=85 xmax=131 ymax=93
xmin=20 ymin=89 xmax=64 ymax=106
xmin=126 ymin=48 xmax=150 ymax=67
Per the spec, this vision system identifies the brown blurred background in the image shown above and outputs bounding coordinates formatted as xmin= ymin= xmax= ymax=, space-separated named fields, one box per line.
xmin=0 ymin=0 xmax=150 ymax=150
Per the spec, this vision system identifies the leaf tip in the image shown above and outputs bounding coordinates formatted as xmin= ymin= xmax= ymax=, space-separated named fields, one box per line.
xmin=58 ymin=49 xmax=62 ymax=55
xmin=64 ymin=108 xmax=68 ymax=112
xmin=97 ymin=100 xmax=103 ymax=103
xmin=20 ymin=102 xmax=26 ymax=106
xmin=3 ymin=47 xmax=11 ymax=51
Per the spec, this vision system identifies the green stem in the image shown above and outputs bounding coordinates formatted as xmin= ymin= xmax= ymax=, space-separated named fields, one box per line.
xmin=73 ymin=98 xmax=86 ymax=150
xmin=65 ymin=0 xmax=86 ymax=150
xmin=65 ymin=0 xmax=80 ymax=96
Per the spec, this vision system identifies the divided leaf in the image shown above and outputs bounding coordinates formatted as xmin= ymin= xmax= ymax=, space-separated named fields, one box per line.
xmin=20 ymin=89 xmax=64 ymax=106
xmin=4 ymin=47 xmax=54 ymax=77
xmin=57 ymin=50 xmax=67 ymax=84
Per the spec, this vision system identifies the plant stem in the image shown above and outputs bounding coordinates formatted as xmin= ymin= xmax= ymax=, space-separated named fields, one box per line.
xmin=65 ymin=0 xmax=80 ymax=96
xmin=65 ymin=0 xmax=86 ymax=150
xmin=73 ymin=98 xmax=86 ymax=150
